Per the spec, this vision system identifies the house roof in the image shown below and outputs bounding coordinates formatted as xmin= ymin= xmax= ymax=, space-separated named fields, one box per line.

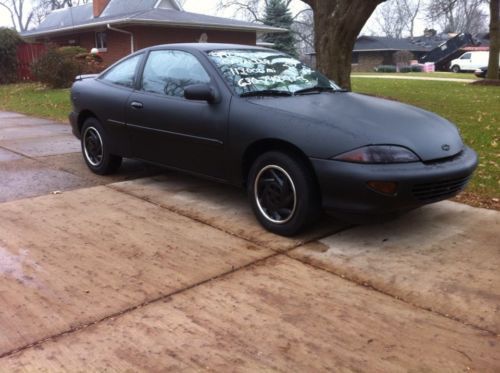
xmin=22 ymin=0 xmax=284 ymax=38
xmin=354 ymin=36 xmax=431 ymax=52
xmin=474 ymin=32 xmax=490 ymax=47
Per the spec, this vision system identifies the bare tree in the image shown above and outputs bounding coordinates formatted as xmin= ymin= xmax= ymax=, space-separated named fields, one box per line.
xmin=374 ymin=0 xmax=421 ymax=38
xmin=216 ymin=0 xmax=314 ymax=59
xmin=427 ymin=0 xmax=459 ymax=32
xmin=426 ymin=0 xmax=489 ymax=34
xmin=292 ymin=7 xmax=314 ymax=58
xmin=216 ymin=0 xmax=266 ymax=22
xmin=0 ymin=0 xmax=34 ymax=31
xmin=375 ymin=2 xmax=408 ymax=38
xmin=32 ymin=0 xmax=90 ymax=27
xmin=462 ymin=0 xmax=489 ymax=33
xmin=216 ymin=0 xmax=309 ymax=25
xmin=487 ymin=0 xmax=499 ymax=79
xmin=402 ymin=0 xmax=421 ymax=37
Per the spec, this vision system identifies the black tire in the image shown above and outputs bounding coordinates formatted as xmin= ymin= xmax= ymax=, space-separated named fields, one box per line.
xmin=248 ymin=151 xmax=321 ymax=236
xmin=81 ymin=117 xmax=122 ymax=175
xmin=451 ymin=65 xmax=460 ymax=73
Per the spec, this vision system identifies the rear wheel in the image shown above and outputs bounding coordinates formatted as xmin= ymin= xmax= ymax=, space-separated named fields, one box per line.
xmin=81 ymin=117 xmax=122 ymax=175
xmin=248 ymin=151 xmax=321 ymax=236
xmin=451 ymin=65 xmax=461 ymax=73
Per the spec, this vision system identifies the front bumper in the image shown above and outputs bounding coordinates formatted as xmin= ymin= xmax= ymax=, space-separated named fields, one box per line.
xmin=311 ymin=146 xmax=478 ymax=216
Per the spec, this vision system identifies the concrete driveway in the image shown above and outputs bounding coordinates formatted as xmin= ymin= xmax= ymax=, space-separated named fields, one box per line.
xmin=0 ymin=111 xmax=499 ymax=372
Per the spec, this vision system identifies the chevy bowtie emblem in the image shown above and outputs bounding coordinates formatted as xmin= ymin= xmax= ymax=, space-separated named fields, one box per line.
xmin=442 ymin=144 xmax=451 ymax=151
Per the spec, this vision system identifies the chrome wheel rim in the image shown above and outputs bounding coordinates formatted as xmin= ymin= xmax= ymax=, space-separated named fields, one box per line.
xmin=254 ymin=165 xmax=297 ymax=224
xmin=83 ymin=127 xmax=104 ymax=167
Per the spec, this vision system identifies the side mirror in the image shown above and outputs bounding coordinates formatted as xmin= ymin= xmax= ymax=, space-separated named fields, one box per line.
xmin=184 ymin=84 xmax=218 ymax=103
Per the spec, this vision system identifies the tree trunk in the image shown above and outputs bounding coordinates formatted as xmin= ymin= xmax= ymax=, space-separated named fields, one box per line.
xmin=301 ymin=0 xmax=385 ymax=90
xmin=487 ymin=0 xmax=500 ymax=80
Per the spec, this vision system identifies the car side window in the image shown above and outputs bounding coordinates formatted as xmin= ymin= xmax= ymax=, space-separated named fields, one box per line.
xmin=461 ymin=53 xmax=471 ymax=60
xmin=141 ymin=50 xmax=211 ymax=98
xmin=101 ymin=54 xmax=143 ymax=88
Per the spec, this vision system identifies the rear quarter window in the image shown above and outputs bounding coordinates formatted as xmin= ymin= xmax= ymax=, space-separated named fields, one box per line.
xmin=100 ymin=54 xmax=143 ymax=88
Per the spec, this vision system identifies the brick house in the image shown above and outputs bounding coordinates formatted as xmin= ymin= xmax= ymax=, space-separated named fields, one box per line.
xmin=22 ymin=0 xmax=283 ymax=65
xmin=350 ymin=36 xmax=430 ymax=72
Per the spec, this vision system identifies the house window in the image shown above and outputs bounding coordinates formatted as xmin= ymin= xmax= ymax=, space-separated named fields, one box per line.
xmin=95 ymin=31 xmax=107 ymax=51
xmin=352 ymin=52 xmax=359 ymax=64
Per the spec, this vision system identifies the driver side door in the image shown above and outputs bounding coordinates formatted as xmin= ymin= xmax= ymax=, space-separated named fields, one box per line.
xmin=126 ymin=49 xmax=229 ymax=180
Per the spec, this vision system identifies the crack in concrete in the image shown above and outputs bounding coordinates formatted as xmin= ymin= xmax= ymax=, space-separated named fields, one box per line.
xmin=100 ymin=160 xmax=495 ymax=339
xmin=0 ymin=251 xmax=277 ymax=360
xmin=106 ymin=183 xmax=348 ymax=254
xmin=107 ymin=183 xmax=270 ymax=249
xmin=0 ymin=223 xmax=339 ymax=361
xmin=3 ymin=148 xmax=496 ymax=363
xmin=0 ymin=144 xmax=34 ymax=160
xmin=0 ymin=156 xmax=343 ymax=360
xmin=284 ymin=254 xmax=499 ymax=338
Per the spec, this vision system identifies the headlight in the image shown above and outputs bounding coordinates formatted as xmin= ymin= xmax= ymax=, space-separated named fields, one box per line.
xmin=333 ymin=145 xmax=419 ymax=164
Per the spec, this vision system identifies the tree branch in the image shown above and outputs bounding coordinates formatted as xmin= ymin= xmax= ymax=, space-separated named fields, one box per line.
xmin=292 ymin=8 xmax=312 ymax=21
xmin=0 ymin=1 xmax=18 ymax=29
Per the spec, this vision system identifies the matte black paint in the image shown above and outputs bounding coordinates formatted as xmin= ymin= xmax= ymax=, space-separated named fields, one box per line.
xmin=70 ymin=43 xmax=478 ymax=217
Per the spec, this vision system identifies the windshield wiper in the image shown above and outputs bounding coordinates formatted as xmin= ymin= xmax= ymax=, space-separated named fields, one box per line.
xmin=240 ymin=90 xmax=293 ymax=97
xmin=294 ymin=86 xmax=340 ymax=95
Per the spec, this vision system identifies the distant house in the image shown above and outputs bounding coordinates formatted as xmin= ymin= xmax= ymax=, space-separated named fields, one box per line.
xmin=306 ymin=31 xmax=488 ymax=72
xmin=351 ymin=36 xmax=432 ymax=72
xmin=22 ymin=0 xmax=283 ymax=65
xmin=306 ymin=35 xmax=441 ymax=71
xmin=465 ymin=32 xmax=490 ymax=51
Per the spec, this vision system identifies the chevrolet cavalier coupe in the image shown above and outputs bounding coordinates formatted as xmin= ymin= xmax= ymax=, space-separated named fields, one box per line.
xmin=70 ymin=43 xmax=478 ymax=236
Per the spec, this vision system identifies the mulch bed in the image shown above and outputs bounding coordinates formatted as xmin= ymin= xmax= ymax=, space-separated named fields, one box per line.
xmin=470 ymin=79 xmax=500 ymax=86
xmin=453 ymin=191 xmax=500 ymax=211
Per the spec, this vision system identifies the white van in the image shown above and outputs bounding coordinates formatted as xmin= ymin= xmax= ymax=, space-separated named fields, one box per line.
xmin=450 ymin=51 xmax=489 ymax=72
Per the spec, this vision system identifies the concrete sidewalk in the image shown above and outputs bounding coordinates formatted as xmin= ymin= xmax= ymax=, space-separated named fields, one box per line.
xmin=0 ymin=112 xmax=499 ymax=371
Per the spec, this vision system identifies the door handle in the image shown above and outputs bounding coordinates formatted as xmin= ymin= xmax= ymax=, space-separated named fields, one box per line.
xmin=130 ymin=101 xmax=143 ymax=109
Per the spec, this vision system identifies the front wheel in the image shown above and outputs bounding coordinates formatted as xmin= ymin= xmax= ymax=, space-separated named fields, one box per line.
xmin=248 ymin=151 xmax=321 ymax=236
xmin=81 ymin=117 xmax=122 ymax=175
xmin=451 ymin=65 xmax=461 ymax=73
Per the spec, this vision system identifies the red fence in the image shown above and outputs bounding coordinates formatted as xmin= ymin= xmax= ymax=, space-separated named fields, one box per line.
xmin=17 ymin=43 xmax=47 ymax=81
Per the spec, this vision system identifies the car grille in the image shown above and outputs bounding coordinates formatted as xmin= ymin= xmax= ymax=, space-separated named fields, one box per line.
xmin=412 ymin=176 xmax=470 ymax=201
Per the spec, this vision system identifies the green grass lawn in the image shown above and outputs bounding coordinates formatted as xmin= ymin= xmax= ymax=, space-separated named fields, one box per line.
xmin=0 ymin=81 xmax=498 ymax=204
xmin=0 ymin=83 xmax=70 ymax=123
xmin=352 ymin=72 xmax=477 ymax=80
xmin=353 ymin=78 xmax=499 ymax=202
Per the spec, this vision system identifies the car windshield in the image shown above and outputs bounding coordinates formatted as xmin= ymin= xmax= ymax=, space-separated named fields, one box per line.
xmin=207 ymin=49 xmax=342 ymax=96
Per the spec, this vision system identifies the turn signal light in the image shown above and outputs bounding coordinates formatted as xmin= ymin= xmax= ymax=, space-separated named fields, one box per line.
xmin=367 ymin=181 xmax=398 ymax=196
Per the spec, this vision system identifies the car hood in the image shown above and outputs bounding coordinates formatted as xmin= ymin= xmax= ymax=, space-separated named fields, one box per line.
xmin=249 ymin=92 xmax=464 ymax=161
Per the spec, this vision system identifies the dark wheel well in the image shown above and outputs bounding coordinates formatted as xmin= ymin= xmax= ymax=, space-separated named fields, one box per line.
xmin=77 ymin=110 xmax=98 ymax=135
xmin=242 ymin=139 xmax=320 ymax=193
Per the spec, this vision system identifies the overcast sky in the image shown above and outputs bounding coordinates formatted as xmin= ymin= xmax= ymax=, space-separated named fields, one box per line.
xmin=0 ymin=0 xmax=428 ymax=36
xmin=183 ymin=0 xmax=308 ymax=16
xmin=182 ymin=0 xmax=428 ymax=35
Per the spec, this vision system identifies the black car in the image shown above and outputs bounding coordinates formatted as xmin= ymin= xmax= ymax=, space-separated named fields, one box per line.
xmin=70 ymin=43 xmax=478 ymax=236
xmin=475 ymin=67 xmax=488 ymax=78
xmin=474 ymin=66 xmax=500 ymax=78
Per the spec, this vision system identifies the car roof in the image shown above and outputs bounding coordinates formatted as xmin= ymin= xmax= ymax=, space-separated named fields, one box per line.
xmin=146 ymin=43 xmax=274 ymax=53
